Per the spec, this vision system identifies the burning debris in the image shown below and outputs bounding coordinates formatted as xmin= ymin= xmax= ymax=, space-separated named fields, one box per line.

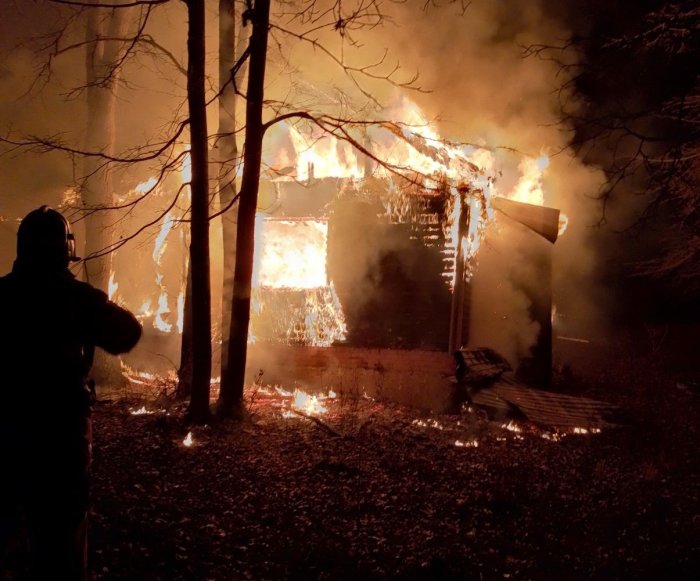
xmin=267 ymin=385 xmax=336 ymax=418
xmin=453 ymin=348 xmax=622 ymax=431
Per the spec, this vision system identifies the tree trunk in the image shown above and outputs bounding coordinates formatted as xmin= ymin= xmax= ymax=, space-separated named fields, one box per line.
xmin=218 ymin=0 xmax=270 ymax=417
xmin=217 ymin=0 xmax=250 ymax=414
xmin=186 ymin=0 xmax=213 ymax=424
xmin=82 ymin=7 xmax=132 ymax=387
xmin=177 ymin=264 xmax=193 ymax=398
xmin=217 ymin=0 xmax=239 ymax=399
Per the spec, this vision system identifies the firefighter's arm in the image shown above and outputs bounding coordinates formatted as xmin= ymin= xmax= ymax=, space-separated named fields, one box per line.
xmin=83 ymin=286 xmax=143 ymax=355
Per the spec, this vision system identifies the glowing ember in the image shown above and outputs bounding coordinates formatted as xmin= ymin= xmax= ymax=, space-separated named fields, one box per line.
xmin=540 ymin=432 xmax=564 ymax=442
xmin=501 ymin=421 xmax=523 ymax=433
xmin=182 ymin=432 xmax=194 ymax=447
xmin=455 ymin=439 xmax=479 ymax=448
xmin=412 ymin=419 xmax=445 ymax=430
xmin=572 ymin=427 xmax=601 ymax=435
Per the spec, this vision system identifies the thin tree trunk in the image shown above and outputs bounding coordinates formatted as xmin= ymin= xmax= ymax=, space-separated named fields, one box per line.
xmin=82 ymin=7 xmax=132 ymax=387
xmin=177 ymin=264 xmax=193 ymax=398
xmin=218 ymin=0 xmax=270 ymax=417
xmin=186 ymin=0 xmax=213 ymax=424
xmin=82 ymin=7 xmax=130 ymax=289
xmin=218 ymin=0 xmax=239 ymax=396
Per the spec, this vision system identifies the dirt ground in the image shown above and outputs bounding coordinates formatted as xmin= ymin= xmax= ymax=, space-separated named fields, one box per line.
xmin=4 ymin=328 xmax=700 ymax=579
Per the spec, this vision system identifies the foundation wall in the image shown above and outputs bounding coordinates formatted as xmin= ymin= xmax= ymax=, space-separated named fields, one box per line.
xmin=246 ymin=344 xmax=456 ymax=412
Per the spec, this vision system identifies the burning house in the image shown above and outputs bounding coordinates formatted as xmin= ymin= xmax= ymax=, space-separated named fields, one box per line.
xmin=109 ymin=99 xmax=565 ymax=412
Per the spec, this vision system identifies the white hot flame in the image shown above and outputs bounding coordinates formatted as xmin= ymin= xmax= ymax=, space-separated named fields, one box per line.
xmin=292 ymin=389 xmax=328 ymax=416
xmin=508 ymin=155 xmax=548 ymax=206
xmin=176 ymin=291 xmax=185 ymax=334
xmin=254 ymin=219 xmax=329 ymax=289
xmin=153 ymin=215 xmax=174 ymax=264
xmin=108 ymin=272 xmax=119 ymax=300
xmin=154 ymin=291 xmax=172 ymax=333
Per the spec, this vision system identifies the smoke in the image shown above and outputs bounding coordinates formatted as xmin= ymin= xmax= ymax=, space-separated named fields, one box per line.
xmin=279 ymin=0 xmax=610 ymax=362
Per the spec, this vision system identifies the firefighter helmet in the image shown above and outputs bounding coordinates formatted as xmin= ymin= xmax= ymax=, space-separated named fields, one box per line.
xmin=17 ymin=206 xmax=78 ymax=269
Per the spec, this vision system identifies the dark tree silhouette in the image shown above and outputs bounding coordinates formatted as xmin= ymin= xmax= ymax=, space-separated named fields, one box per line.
xmin=527 ymin=0 xmax=700 ymax=289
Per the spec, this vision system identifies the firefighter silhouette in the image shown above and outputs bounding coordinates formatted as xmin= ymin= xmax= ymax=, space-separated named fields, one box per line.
xmin=0 ymin=206 xmax=142 ymax=580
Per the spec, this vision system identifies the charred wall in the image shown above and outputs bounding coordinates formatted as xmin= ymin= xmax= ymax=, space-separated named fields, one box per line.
xmin=328 ymin=194 xmax=452 ymax=350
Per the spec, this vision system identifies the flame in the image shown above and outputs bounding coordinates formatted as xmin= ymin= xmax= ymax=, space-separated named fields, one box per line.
xmin=292 ymin=388 xmax=328 ymax=415
xmin=183 ymin=432 xmax=194 ymax=447
xmin=272 ymin=386 xmax=335 ymax=418
xmin=121 ymin=363 xmax=158 ymax=386
xmin=302 ymin=284 xmax=347 ymax=346
xmin=181 ymin=151 xmax=192 ymax=184
xmin=154 ymin=291 xmax=172 ymax=333
xmin=130 ymin=406 xmax=154 ymax=415
xmin=558 ymin=212 xmax=569 ymax=237
xmin=108 ymin=271 xmax=119 ymax=300
xmin=508 ymin=155 xmax=548 ymax=206
xmin=147 ymin=213 xmax=178 ymax=334
xmin=176 ymin=291 xmax=185 ymax=334
xmin=288 ymin=125 xmax=363 ymax=181
xmin=455 ymin=439 xmax=479 ymax=448
xmin=153 ymin=215 xmax=174 ymax=264
xmin=61 ymin=187 xmax=81 ymax=207
xmin=137 ymin=300 xmax=153 ymax=320
xmin=254 ymin=219 xmax=329 ymax=289
xmin=273 ymin=97 xmax=496 ymax=188
xmin=135 ymin=176 xmax=158 ymax=194
xmin=251 ymin=217 xmax=347 ymax=346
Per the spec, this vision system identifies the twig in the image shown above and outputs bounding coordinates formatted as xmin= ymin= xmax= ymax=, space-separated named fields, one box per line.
xmin=291 ymin=409 xmax=344 ymax=438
